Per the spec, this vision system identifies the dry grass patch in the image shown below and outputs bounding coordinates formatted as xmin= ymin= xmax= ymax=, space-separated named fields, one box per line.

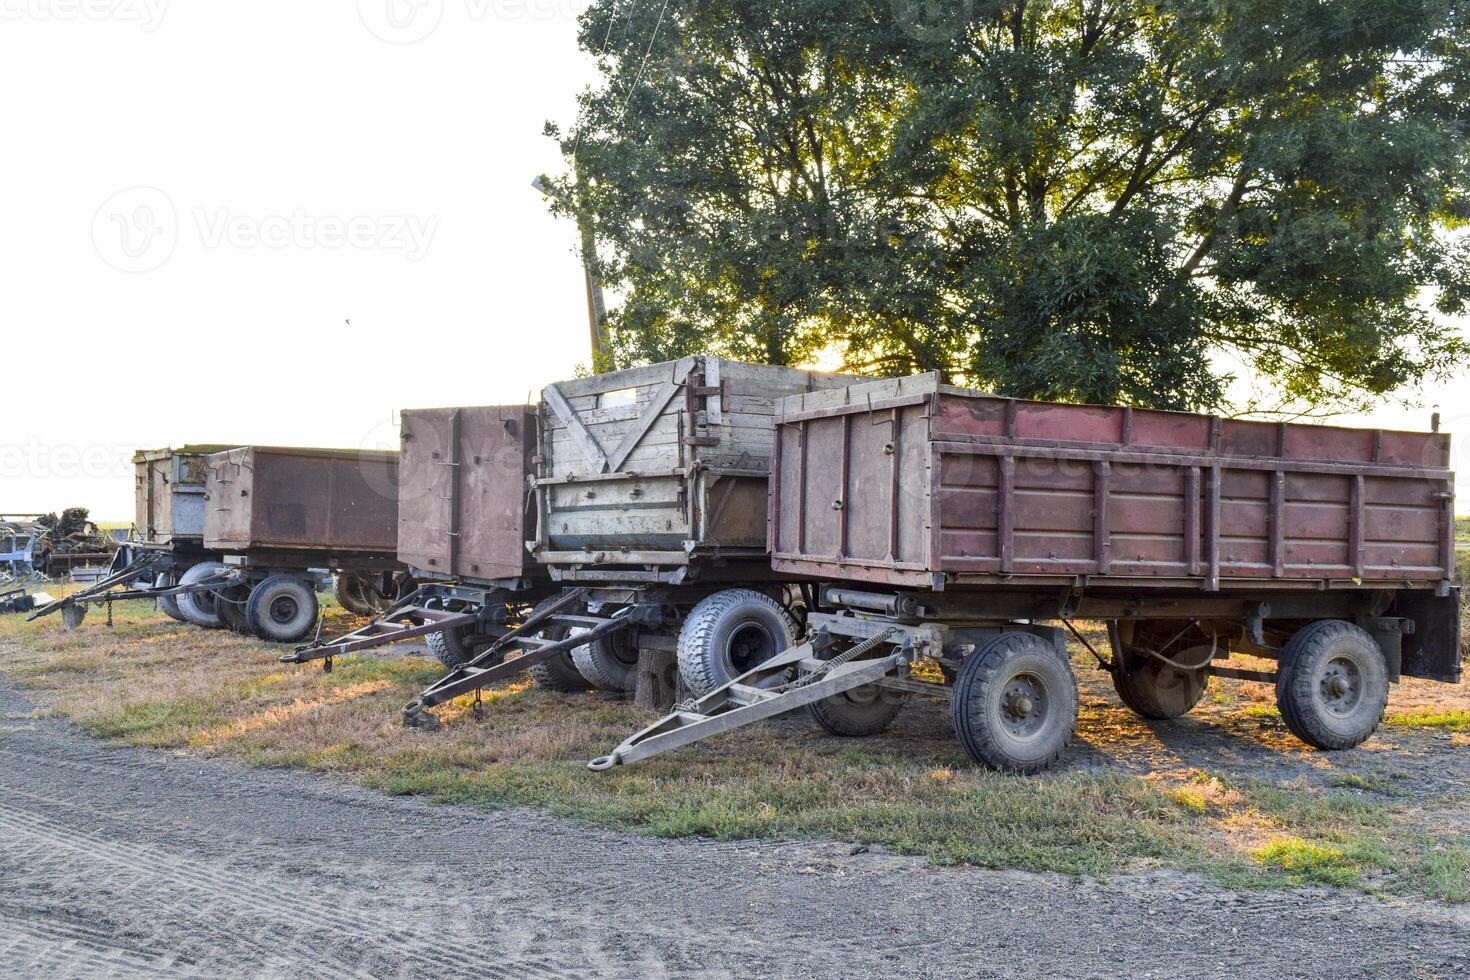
xmin=0 ymin=599 xmax=1466 ymax=899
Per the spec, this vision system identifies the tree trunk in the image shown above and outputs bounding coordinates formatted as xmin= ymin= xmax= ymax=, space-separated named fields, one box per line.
xmin=634 ymin=646 xmax=683 ymax=713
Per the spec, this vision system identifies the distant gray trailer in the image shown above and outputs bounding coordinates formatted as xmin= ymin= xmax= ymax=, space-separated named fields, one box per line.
xmin=29 ymin=446 xmax=239 ymax=629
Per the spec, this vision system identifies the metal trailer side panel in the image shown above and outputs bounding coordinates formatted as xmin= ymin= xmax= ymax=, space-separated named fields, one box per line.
xmin=204 ymin=447 xmax=399 ymax=554
xmin=772 ymin=374 xmax=1456 ymax=592
xmin=537 ymin=356 xmax=858 ymax=578
xmin=396 ymin=406 xmax=538 ymax=582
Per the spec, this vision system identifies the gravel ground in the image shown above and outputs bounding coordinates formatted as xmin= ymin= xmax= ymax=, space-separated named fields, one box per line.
xmin=2 ymin=680 xmax=1468 ymax=978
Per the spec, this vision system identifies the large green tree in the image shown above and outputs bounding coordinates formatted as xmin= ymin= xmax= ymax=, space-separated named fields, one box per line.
xmin=547 ymin=0 xmax=1470 ymax=411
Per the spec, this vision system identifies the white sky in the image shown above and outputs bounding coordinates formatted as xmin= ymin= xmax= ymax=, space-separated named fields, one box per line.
xmin=1 ymin=1 xmax=1467 ymax=521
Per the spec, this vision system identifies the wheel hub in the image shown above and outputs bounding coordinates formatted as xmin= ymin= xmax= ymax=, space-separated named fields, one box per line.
xmin=270 ymin=596 xmax=298 ymax=624
xmin=999 ymin=673 xmax=1047 ymax=738
xmin=1319 ymin=657 xmax=1363 ymax=715
xmin=726 ymin=623 xmax=775 ymax=674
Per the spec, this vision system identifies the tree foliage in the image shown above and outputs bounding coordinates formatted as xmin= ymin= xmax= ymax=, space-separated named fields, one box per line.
xmin=547 ymin=0 xmax=1470 ymax=411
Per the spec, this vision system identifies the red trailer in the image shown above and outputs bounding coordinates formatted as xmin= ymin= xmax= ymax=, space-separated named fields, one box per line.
xmin=594 ymin=374 xmax=1460 ymax=773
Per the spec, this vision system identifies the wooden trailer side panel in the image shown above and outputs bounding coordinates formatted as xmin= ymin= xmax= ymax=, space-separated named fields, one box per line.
xmin=132 ymin=448 xmax=224 ymax=546
xmin=396 ymin=406 xmax=536 ymax=581
xmin=539 ymin=357 xmax=858 ymax=572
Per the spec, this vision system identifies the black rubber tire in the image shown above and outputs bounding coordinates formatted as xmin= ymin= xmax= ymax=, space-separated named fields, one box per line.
xmin=807 ymin=679 xmax=908 ymax=737
xmin=425 ymin=625 xmax=505 ymax=670
xmin=175 ymin=562 xmax=227 ymax=629
xmin=677 ymin=589 xmax=797 ymax=696
xmin=334 ymin=573 xmax=381 ymax=616
xmin=154 ymin=572 xmax=186 ymax=623
xmin=245 ymin=575 xmax=319 ymax=644
xmin=1112 ymin=656 xmax=1210 ymax=720
xmin=572 ymin=629 xmax=640 ymax=692
xmin=951 ymin=632 xmax=1078 ymax=773
xmin=1275 ymin=620 xmax=1389 ymax=750
xmin=524 ymin=597 xmax=594 ymax=693
xmin=216 ymin=585 xmax=255 ymax=635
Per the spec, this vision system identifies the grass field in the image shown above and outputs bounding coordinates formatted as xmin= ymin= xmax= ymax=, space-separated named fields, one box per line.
xmin=1 ymin=595 xmax=1467 ymax=902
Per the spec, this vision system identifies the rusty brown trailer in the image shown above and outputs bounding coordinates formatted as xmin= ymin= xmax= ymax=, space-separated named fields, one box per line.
xmin=282 ymin=416 xmax=551 ymax=670
xmin=396 ymin=405 xmax=542 ymax=587
xmin=204 ymin=446 xmax=399 ymax=559
xmin=772 ymin=373 xmax=1455 ymax=595
xmin=591 ymin=373 xmax=1460 ymax=773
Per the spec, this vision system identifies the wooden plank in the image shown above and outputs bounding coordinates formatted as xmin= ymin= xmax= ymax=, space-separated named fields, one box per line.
xmin=705 ymin=357 xmax=723 ymax=425
xmin=543 ymin=383 xmax=609 ymax=473
xmin=552 ymin=357 xmax=696 ymax=399
xmin=608 ymin=369 xmax=689 ymax=473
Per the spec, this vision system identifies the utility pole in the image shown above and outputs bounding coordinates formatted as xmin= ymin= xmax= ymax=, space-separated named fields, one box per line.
xmin=533 ymin=175 xmax=607 ymax=368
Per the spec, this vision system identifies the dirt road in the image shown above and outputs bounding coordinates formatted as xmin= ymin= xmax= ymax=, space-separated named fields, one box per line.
xmin=1 ymin=680 xmax=1466 ymax=979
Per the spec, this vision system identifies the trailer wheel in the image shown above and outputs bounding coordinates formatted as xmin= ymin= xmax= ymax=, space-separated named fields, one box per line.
xmin=175 ymin=562 xmax=227 ymax=629
xmin=334 ymin=573 xmax=384 ymax=616
xmin=216 ymin=584 xmax=255 ymax=635
xmin=951 ymin=632 xmax=1077 ymax=773
xmin=1275 ymin=621 xmax=1389 ymax=750
xmin=572 ymin=630 xmax=640 ymax=692
xmin=524 ymin=597 xmax=594 ymax=693
xmin=807 ymin=680 xmax=908 ymax=737
xmin=426 ymin=626 xmax=503 ymax=670
xmin=1112 ymin=657 xmax=1210 ymax=720
xmin=245 ymin=575 xmax=319 ymax=644
xmin=677 ymin=589 xmax=797 ymax=696
xmin=154 ymin=572 xmax=186 ymax=623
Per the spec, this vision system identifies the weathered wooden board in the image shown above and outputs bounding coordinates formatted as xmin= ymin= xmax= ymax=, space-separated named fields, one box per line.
xmin=133 ymin=446 xmax=239 ymax=546
xmin=536 ymin=356 xmax=857 ymax=578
